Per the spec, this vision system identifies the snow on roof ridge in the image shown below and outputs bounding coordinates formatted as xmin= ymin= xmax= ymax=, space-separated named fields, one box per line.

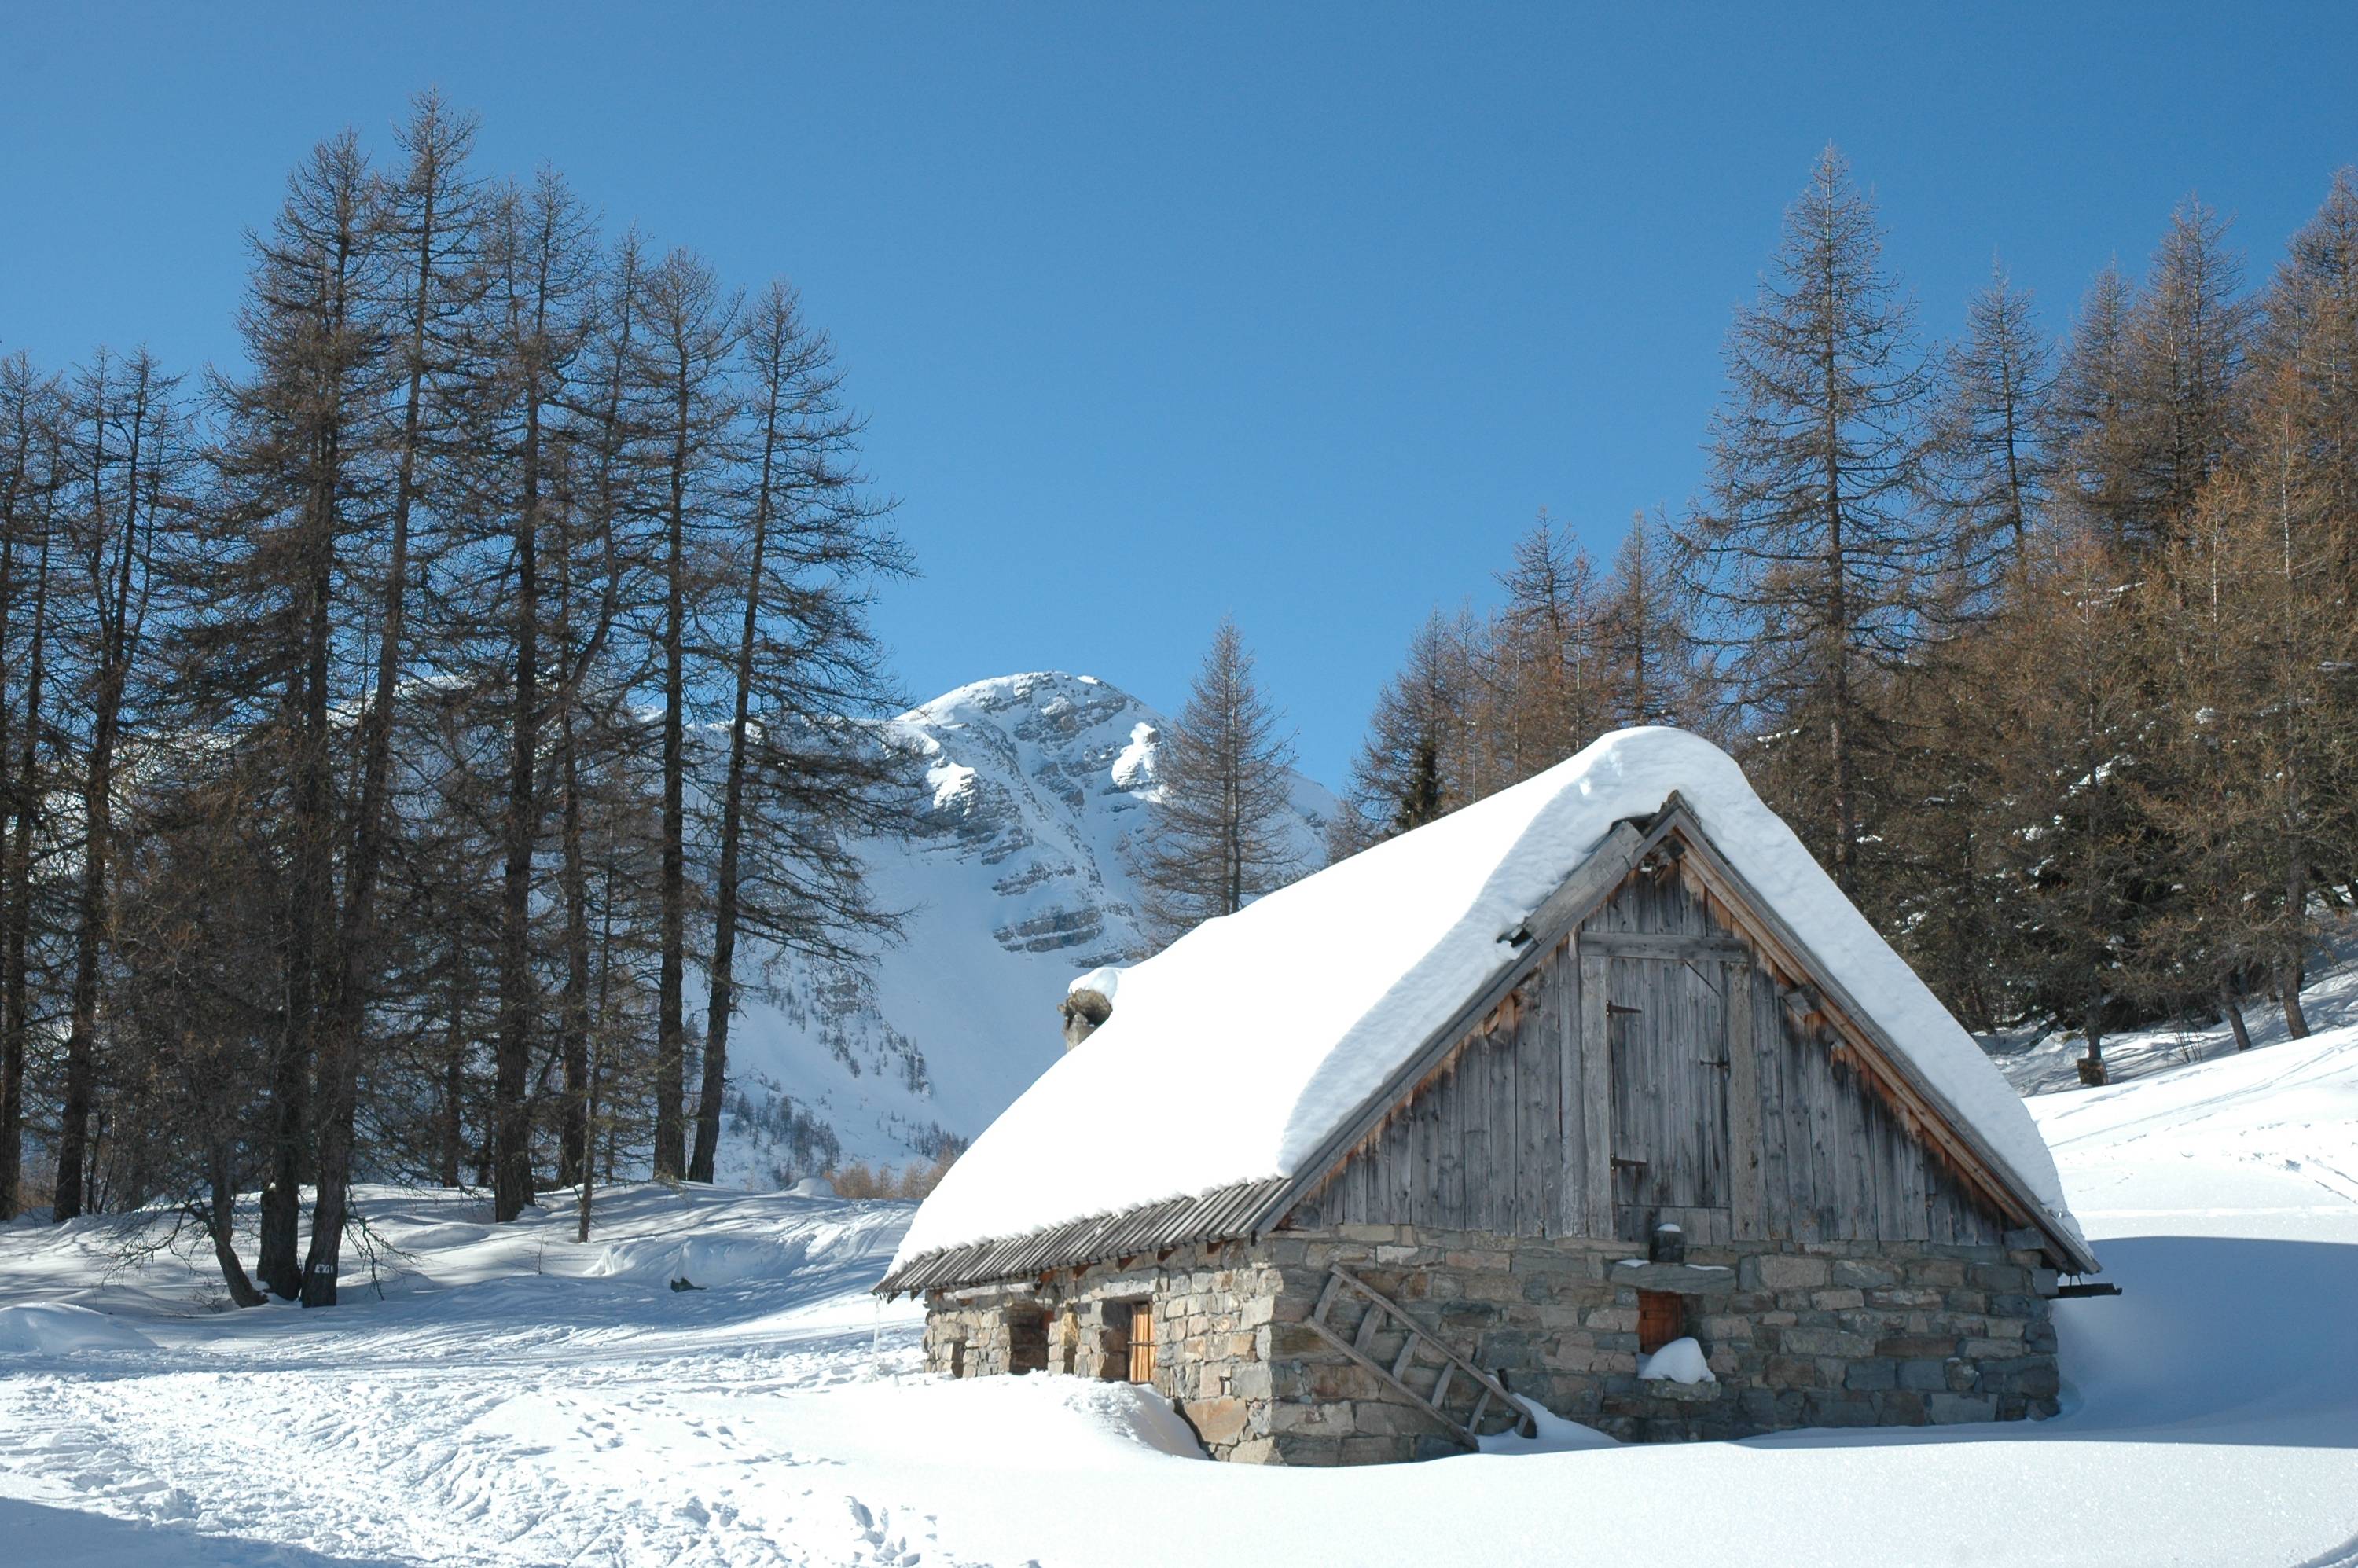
xmin=892 ymin=725 xmax=2084 ymax=1274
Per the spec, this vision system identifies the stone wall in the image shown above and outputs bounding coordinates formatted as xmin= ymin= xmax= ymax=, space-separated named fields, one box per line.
xmin=1257 ymin=1222 xmax=2060 ymax=1463
xmin=922 ymin=1239 xmax=1284 ymax=1460
xmin=920 ymin=1224 xmax=2060 ymax=1466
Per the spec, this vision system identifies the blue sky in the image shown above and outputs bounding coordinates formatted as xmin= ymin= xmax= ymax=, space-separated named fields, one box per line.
xmin=4 ymin=5 xmax=2354 ymax=787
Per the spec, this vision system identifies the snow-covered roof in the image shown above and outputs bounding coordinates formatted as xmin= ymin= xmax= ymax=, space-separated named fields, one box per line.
xmin=888 ymin=727 xmax=2088 ymax=1283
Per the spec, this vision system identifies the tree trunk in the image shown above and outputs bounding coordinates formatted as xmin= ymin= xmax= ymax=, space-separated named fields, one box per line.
xmin=0 ymin=498 xmax=23 ymax=1221
xmin=493 ymin=357 xmax=545 ymax=1223
xmin=303 ymin=160 xmax=438 ymax=1303
xmin=2279 ymin=953 xmax=2312 ymax=1040
xmin=204 ymin=1147 xmax=266 ymax=1309
xmin=54 ymin=369 xmax=151 ymax=1225
xmin=2219 ymin=986 xmax=2253 ymax=1052
xmin=6 ymin=516 xmax=51 ymax=1220
xmin=654 ymin=376 xmax=691 ymax=1180
xmin=691 ymin=362 xmax=780 ymax=1184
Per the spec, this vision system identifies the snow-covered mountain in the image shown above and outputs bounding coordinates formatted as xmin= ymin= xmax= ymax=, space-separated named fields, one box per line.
xmin=715 ymin=671 xmax=1335 ymax=1181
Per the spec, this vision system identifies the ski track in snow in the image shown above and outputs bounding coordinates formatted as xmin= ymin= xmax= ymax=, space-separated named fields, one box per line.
xmin=6 ymin=1009 xmax=2358 ymax=1565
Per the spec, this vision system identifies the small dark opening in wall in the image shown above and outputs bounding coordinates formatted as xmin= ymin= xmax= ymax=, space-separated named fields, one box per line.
xmin=1008 ymin=1307 xmax=1049 ymax=1375
xmin=947 ymin=1338 xmax=966 ymax=1378
xmin=1100 ymin=1301 xmax=1130 ymax=1382
xmin=1637 ymin=1289 xmax=1683 ymax=1355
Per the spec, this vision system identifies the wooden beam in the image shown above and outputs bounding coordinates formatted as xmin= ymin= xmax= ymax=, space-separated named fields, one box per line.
xmin=1578 ymin=947 xmax=1614 ymax=1237
xmin=1583 ymin=931 xmax=1752 ymax=963
xmin=1723 ymin=956 xmax=1765 ymax=1240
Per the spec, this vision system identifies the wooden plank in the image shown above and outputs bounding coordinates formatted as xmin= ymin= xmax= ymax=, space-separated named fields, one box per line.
xmin=1578 ymin=946 xmax=1613 ymax=1236
xmin=1537 ymin=964 xmax=1563 ymax=1237
xmin=1584 ymin=931 xmax=1754 ymax=962
xmin=1519 ymin=990 xmax=1547 ymax=1236
xmin=1748 ymin=966 xmax=1790 ymax=1239
xmin=1251 ymin=821 xmax=1655 ymax=1239
xmin=1724 ymin=957 xmax=1764 ymax=1239
xmin=1661 ymin=812 xmax=2099 ymax=1273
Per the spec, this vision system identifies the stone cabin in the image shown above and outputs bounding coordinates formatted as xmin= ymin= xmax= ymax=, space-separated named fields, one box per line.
xmin=877 ymin=730 xmax=2100 ymax=1465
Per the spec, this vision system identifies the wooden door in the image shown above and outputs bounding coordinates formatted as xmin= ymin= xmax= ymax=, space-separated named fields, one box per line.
xmin=1605 ymin=949 xmax=1732 ymax=1236
xmin=1126 ymin=1302 xmax=1156 ymax=1384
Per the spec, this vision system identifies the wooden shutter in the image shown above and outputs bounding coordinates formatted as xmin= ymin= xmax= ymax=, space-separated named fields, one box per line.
xmin=1127 ymin=1302 xmax=1157 ymax=1383
xmin=1637 ymin=1290 xmax=1681 ymax=1354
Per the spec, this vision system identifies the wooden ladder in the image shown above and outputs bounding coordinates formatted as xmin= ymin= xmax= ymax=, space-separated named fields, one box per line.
xmin=1303 ymin=1265 xmax=1537 ymax=1449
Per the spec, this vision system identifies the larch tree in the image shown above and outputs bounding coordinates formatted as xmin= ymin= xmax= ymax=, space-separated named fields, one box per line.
xmin=1926 ymin=261 xmax=2054 ymax=616
xmin=51 ymin=347 xmax=183 ymax=1221
xmin=1330 ymin=608 xmax=1478 ymax=857
xmin=630 ymin=248 xmax=740 ymax=1181
xmin=1485 ymin=512 xmax=1602 ymax=779
xmin=688 ymin=279 xmax=909 ymax=1184
xmin=0 ymin=354 xmax=57 ymax=1220
xmin=1592 ymin=509 xmax=1701 ymax=729
xmin=1128 ymin=619 xmax=1306 ymax=948
xmin=1680 ymin=145 xmax=1934 ymax=896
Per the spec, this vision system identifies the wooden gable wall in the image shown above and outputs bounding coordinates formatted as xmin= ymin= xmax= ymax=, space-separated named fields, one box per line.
xmin=1288 ymin=848 xmax=2007 ymax=1248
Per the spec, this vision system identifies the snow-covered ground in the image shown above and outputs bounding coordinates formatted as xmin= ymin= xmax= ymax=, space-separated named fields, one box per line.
xmin=5 ymin=1022 xmax=2357 ymax=1566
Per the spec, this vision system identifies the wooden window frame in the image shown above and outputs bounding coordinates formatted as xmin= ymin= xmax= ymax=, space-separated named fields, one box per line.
xmin=1637 ymin=1289 xmax=1682 ymax=1355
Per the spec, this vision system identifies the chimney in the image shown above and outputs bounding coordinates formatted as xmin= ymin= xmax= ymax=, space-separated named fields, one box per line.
xmin=1060 ymin=965 xmax=1122 ymax=1050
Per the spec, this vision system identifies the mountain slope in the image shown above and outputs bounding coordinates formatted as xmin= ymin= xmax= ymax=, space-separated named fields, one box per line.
xmin=717 ymin=671 xmax=1334 ymax=1179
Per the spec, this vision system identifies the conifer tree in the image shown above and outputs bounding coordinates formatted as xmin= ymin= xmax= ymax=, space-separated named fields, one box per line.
xmin=689 ymin=279 xmax=909 ymax=1183
xmin=1927 ymin=262 xmax=2054 ymax=615
xmin=1128 ymin=619 xmax=1306 ymax=946
xmin=1331 ymin=608 xmax=1478 ymax=857
xmin=1681 ymin=145 xmax=1934 ymax=894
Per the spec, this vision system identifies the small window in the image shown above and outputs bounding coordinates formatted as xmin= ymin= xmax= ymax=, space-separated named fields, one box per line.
xmin=1637 ymin=1290 xmax=1682 ymax=1354
xmin=947 ymin=1338 xmax=966 ymax=1378
xmin=1127 ymin=1301 xmax=1157 ymax=1384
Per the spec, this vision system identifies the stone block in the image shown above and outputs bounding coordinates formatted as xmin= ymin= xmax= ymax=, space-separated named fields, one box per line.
xmin=1779 ymin=1327 xmax=1875 ymax=1358
xmin=1970 ymin=1264 xmax=2029 ymax=1293
xmin=1908 ymin=1258 xmax=1967 ymax=1287
xmin=1269 ymin=1432 xmax=1344 ymax=1466
xmin=1341 ymin=1434 xmax=1415 ymax=1466
xmin=1756 ymin=1255 xmax=1831 ymax=1291
xmin=1809 ymin=1288 xmax=1865 ymax=1311
xmin=1898 ymin=1359 xmax=1950 ymax=1392
xmin=1183 ymin=1396 xmax=1251 ymax=1446
xmin=1763 ymin=1355 xmax=1824 ymax=1389
xmin=1927 ymin=1393 xmax=1996 ymax=1424
xmin=1831 ymin=1259 xmax=1898 ymax=1289
xmin=1445 ymin=1249 xmax=1511 ymax=1272
xmin=1802 ymin=1392 xmax=1879 ymax=1427
xmin=1268 ymin=1399 xmax=1356 ymax=1436
xmin=1845 ymin=1358 xmax=1898 ymax=1392
xmin=1866 ymin=1287 xmax=1943 ymax=1310
xmin=1960 ymin=1337 xmax=2027 ymax=1361
xmin=1877 ymin=1335 xmax=1957 ymax=1361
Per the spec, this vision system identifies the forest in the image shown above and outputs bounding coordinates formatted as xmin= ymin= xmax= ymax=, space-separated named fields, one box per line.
xmin=0 ymin=92 xmax=910 ymax=1304
xmin=1333 ymin=146 xmax=2358 ymax=1081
